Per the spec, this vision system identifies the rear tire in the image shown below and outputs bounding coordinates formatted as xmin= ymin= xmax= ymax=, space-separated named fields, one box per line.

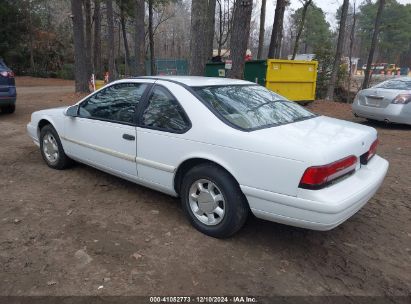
xmin=181 ymin=164 xmax=249 ymax=238
xmin=2 ymin=104 xmax=15 ymax=114
xmin=40 ymin=124 xmax=73 ymax=170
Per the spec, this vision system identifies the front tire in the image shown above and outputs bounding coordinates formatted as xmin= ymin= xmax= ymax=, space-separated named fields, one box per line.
xmin=181 ymin=164 xmax=249 ymax=238
xmin=40 ymin=124 xmax=72 ymax=170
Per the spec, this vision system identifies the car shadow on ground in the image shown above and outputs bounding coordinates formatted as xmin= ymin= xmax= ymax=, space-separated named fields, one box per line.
xmin=72 ymin=161 xmax=324 ymax=243
xmin=359 ymin=119 xmax=411 ymax=131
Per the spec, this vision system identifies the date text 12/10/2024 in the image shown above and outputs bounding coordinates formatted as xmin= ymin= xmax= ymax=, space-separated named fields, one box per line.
xmin=149 ymin=296 xmax=258 ymax=303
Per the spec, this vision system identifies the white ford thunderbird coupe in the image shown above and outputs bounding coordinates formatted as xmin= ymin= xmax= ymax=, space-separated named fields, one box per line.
xmin=27 ymin=76 xmax=389 ymax=237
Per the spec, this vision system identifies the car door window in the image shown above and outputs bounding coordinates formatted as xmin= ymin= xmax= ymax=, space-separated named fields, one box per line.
xmin=79 ymin=83 xmax=148 ymax=124
xmin=140 ymin=86 xmax=190 ymax=133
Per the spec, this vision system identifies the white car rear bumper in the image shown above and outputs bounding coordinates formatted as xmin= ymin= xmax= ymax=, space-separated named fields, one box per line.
xmin=241 ymin=155 xmax=389 ymax=230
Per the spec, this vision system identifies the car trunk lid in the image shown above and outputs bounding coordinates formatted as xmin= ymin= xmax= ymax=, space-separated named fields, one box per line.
xmin=357 ymin=88 xmax=400 ymax=108
xmin=248 ymin=116 xmax=377 ymax=165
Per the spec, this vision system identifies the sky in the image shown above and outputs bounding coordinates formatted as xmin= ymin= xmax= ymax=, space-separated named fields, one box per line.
xmin=262 ymin=0 xmax=411 ymax=30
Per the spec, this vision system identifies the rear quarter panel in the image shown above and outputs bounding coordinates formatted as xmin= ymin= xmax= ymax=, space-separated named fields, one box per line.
xmin=137 ymin=128 xmax=306 ymax=196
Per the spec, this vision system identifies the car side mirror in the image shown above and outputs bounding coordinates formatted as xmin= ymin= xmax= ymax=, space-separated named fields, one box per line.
xmin=65 ymin=105 xmax=79 ymax=117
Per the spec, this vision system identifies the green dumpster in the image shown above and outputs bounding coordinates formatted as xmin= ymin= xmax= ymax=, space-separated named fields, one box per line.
xmin=243 ymin=60 xmax=267 ymax=86
xmin=205 ymin=61 xmax=266 ymax=83
xmin=205 ymin=62 xmax=226 ymax=78
xmin=145 ymin=59 xmax=188 ymax=76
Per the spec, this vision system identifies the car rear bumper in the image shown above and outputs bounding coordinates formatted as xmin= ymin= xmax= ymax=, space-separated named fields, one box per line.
xmin=0 ymin=96 xmax=16 ymax=106
xmin=352 ymin=102 xmax=411 ymax=125
xmin=241 ymin=155 xmax=389 ymax=231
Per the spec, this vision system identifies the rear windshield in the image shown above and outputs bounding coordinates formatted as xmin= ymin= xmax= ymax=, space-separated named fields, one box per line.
xmin=374 ymin=79 xmax=411 ymax=90
xmin=192 ymin=85 xmax=316 ymax=131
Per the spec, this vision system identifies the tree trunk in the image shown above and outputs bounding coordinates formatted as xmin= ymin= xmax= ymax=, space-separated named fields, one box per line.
xmin=148 ymin=0 xmax=155 ymax=75
xmin=120 ymin=4 xmax=131 ymax=75
xmin=217 ymin=0 xmax=223 ymax=57
xmin=226 ymin=0 xmax=253 ymax=79
xmin=189 ymin=0 xmax=208 ymax=75
xmin=93 ymin=0 xmax=102 ymax=78
xmin=106 ymin=0 xmax=116 ymax=81
xmin=346 ymin=2 xmax=356 ymax=104
xmin=71 ymin=0 xmax=89 ymax=92
xmin=291 ymin=0 xmax=312 ymax=60
xmin=84 ymin=0 xmax=93 ymax=78
xmin=206 ymin=0 xmax=217 ymax=61
xmin=268 ymin=0 xmax=286 ymax=59
xmin=325 ymin=0 xmax=349 ymax=101
xmin=257 ymin=0 xmax=266 ymax=59
xmin=362 ymin=0 xmax=385 ymax=89
xmin=118 ymin=19 xmax=121 ymax=75
xmin=274 ymin=0 xmax=286 ymax=58
xmin=27 ymin=0 xmax=35 ymax=73
xmin=134 ymin=0 xmax=145 ymax=76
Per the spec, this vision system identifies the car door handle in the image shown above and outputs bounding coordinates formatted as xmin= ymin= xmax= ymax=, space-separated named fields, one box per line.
xmin=122 ymin=134 xmax=135 ymax=141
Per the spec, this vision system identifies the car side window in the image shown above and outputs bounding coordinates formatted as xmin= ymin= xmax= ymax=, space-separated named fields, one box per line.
xmin=140 ymin=86 xmax=190 ymax=133
xmin=79 ymin=83 xmax=148 ymax=124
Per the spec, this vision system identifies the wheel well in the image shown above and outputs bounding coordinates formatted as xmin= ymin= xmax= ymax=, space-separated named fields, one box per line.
xmin=37 ymin=119 xmax=51 ymax=137
xmin=174 ymin=158 xmax=238 ymax=195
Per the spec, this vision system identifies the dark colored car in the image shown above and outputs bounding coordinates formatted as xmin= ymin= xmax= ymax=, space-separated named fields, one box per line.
xmin=0 ymin=58 xmax=16 ymax=114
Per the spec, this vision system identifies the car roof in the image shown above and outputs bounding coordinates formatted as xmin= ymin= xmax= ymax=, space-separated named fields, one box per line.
xmin=130 ymin=76 xmax=253 ymax=87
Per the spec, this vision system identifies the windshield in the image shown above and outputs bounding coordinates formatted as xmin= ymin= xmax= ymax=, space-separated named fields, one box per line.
xmin=374 ymin=79 xmax=411 ymax=90
xmin=192 ymin=85 xmax=316 ymax=130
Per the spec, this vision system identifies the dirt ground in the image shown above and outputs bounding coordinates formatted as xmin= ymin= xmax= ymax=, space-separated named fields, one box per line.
xmin=0 ymin=77 xmax=410 ymax=297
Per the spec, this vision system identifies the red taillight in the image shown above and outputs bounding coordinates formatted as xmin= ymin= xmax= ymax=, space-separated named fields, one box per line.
xmin=392 ymin=94 xmax=411 ymax=104
xmin=0 ymin=71 xmax=14 ymax=78
xmin=367 ymin=139 xmax=378 ymax=161
xmin=299 ymin=155 xmax=357 ymax=190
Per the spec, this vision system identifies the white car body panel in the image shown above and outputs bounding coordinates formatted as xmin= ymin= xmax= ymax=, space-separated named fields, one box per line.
xmin=246 ymin=155 xmax=388 ymax=230
xmin=27 ymin=76 xmax=389 ymax=231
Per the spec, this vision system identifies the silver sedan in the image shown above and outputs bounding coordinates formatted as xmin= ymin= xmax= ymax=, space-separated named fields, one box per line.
xmin=352 ymin=77 xmax=411 ymax=125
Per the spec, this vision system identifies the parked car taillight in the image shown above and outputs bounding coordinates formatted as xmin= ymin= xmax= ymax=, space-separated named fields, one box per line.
xmin=367 ymin=139 xmax=378 ymax=162
xmin=299 ymin=155 xmax=357 ymax=190
xmin=360 ymin=139 xmax=379 ymax=165
xmin=392 ymin=94 xmax=411 ymax=104
xmin=0 ymin=71 xmax=14 ymax=78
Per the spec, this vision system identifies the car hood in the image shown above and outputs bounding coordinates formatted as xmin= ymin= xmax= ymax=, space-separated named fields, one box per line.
xmin=33 ymin=106 xmax=68 ymax=117
xmin=239 ymin=116 xmax=377 ymax=164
